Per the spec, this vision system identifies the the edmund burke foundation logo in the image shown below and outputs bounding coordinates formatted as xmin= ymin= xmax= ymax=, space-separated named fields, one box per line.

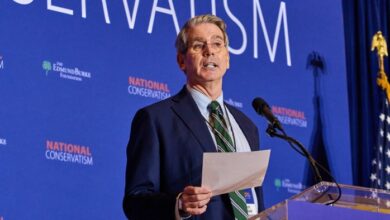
xmin=225 ymin=98 xmax=243 ymax=108
xmin=274 ymin=178 xmax=306 ymax=194
xmin=45 ymin=140 xmax=93 ymax=166
xmin=128 ymin=76 xmax=171 ymax=100
xmin=42 ymin=60 xmax=92 ymax=82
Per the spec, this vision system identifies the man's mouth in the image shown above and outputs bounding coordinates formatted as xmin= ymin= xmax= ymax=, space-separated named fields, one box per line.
xmin=203 ymin=62 xmax=218 ymax=69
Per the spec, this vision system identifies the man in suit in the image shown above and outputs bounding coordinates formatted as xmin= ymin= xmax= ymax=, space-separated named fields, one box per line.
xmin=123 ymin=14 xmax=264 ymax=219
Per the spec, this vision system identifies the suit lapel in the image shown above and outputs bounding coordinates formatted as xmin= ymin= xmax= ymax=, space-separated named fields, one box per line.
xmin=171 ymin=87 xmax=217 ymax=153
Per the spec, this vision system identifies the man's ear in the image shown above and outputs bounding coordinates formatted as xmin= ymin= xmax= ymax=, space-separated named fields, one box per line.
xmin=177 ymin=53 xmax=186 ymax=71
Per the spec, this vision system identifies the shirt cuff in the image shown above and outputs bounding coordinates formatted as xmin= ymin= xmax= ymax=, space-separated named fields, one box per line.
xmin=175 ymin=192 xmax=192 ymax=220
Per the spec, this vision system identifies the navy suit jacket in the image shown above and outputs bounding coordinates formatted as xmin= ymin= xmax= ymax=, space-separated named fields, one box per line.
xmin=123 ymin=87 xmax=264 ymax=219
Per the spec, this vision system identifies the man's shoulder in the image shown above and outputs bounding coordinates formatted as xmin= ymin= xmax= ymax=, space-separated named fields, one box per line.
xmin=136 ymin=96 xmax=175 ymax=116
xmin=134 ymin=87 xmax=187 ymax=116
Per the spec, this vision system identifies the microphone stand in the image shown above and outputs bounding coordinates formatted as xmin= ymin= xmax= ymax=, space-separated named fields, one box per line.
xmin=266 ymin=125 xmax=322 ymax=183
xmin=266 ymin=124 xmax=342 ymax=206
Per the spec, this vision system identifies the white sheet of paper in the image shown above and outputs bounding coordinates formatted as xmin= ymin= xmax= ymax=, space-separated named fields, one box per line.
xmin=201 ymin=150 xmax=270 ymax=196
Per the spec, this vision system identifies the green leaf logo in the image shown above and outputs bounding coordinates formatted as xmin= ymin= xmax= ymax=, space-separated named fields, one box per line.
xmin=42 ymin=60 xmax=52 ymax=76
xmin=274 ymin=178 xmax=282 ymax=191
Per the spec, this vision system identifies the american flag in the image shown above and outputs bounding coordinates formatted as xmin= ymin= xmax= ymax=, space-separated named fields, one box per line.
xmin=371 ymin=95 xmax=390 ymax=190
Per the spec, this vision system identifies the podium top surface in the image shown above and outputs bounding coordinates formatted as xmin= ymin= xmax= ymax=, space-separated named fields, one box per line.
xmin=250 ymin=181 xmax=390 ymax=220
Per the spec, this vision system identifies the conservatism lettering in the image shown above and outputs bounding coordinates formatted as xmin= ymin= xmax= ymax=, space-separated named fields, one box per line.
xmin=45 ymin=140 xmax=93 ymax=166
xmin=272 ymin=106 xmax=307 ymax=128
xmin=128 ymin=76 xmax=171 ymax=100
xmin=13 ymin=0 xmax=292 ymax=66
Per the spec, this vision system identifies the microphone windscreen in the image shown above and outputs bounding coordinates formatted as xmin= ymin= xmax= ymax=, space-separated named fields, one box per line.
xmin=252 ymin=97 xmax=269 ymax=116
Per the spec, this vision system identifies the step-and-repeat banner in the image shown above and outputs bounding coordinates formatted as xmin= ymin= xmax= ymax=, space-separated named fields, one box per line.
xmin=0 ymin=0 xmax=351 ymax=219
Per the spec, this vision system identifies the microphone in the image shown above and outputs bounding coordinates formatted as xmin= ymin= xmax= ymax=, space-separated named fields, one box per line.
xmin=251 ymin=97 xmax=340 ymax=205
xmin=252 ymin=97 xmax=283 ymax=131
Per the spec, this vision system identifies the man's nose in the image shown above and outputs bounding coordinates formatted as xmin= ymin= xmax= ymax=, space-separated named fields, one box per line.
xmin=202 ymin=43 xmax=215 ymax=56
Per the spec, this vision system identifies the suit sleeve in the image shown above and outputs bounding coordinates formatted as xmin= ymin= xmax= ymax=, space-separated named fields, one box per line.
xmin=123 ymin=108 xmax=177 ymax=219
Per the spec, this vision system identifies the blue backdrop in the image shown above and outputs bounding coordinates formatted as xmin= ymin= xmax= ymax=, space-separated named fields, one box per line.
xmin=0 ymin=0 xmax=352 ymax=219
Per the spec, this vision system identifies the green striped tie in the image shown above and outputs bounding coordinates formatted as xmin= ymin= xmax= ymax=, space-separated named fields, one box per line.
xmin=209 ymin=101 xmax=249 ymax=220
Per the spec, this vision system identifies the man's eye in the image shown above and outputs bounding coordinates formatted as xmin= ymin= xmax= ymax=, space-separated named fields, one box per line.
xmin=192 ymin=43 xmax=204 ymax=49
xmin=213 ymin=42 xmax=223 ymax=48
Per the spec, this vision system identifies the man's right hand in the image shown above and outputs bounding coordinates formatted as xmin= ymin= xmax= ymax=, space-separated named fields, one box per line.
xmin=180 ymin=186 xmax=212 ymax=215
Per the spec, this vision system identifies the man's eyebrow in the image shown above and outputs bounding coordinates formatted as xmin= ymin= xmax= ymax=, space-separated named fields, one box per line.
xmin=190 ymin=35 xmax=224 ymax=42
xmin=211 ymin=35 xmax=224 ymax=41
xmin=190 ymin=37 xmax=205 ymax=42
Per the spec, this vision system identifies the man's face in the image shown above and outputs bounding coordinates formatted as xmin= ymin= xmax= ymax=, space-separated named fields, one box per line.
xmin=178 ymin=23 xmax=229 ymax=86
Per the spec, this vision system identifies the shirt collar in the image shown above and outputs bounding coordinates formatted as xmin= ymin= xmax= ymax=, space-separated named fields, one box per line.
xmin=186 ymin=84 xmax=225 ymax=118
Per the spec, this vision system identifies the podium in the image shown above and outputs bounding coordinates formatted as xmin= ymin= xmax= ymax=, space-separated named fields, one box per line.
xmin=249 ymin=181 xmax=390 ymax=220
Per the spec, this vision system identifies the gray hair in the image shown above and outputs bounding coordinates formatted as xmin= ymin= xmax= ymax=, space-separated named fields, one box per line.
xmin=175 ymin=14 xmax=229 ymax=54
